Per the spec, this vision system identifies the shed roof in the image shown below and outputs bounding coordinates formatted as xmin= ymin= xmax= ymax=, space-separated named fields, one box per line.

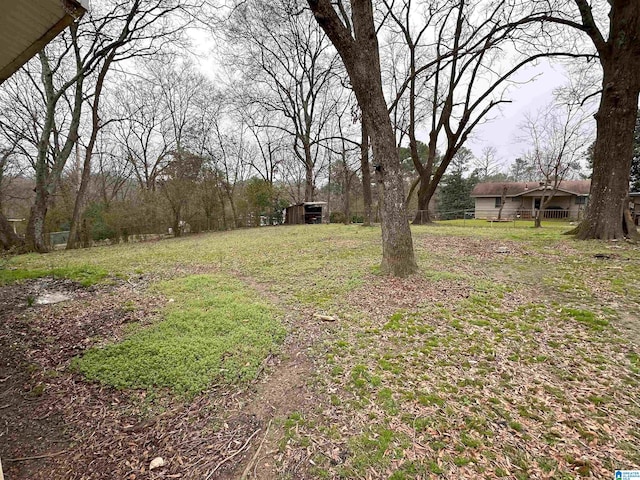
xmin=0 ymin=0 xmax=88 ymax=84
xmin=287 ymin=202 xmax=327 ymax=207
xmin=471 ymin=180 xmax=591 ymax=197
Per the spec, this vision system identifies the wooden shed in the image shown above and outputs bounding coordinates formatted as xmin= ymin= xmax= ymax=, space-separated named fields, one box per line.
xmin=0 ymin=0 xmax=88 ymax=84
xmin=284 ymin=202 xmax=326 ymax=225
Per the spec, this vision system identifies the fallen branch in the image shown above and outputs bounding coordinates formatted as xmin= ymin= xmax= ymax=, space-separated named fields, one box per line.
xmin=241 ymin=419 xmax=272 ymax=479
xmin=204 ymin=428 xmax=261 ymax=480
xmin=5 ymin=451 xmax=67 ymax=462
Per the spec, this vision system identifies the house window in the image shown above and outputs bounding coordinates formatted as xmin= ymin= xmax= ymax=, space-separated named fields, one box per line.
xmin=575 ymin=196 xmax=587 ymax=205
xmin=495 ymin=197 xmax=502 ymax=207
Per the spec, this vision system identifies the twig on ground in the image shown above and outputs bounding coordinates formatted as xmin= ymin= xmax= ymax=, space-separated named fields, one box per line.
xmin=204 ymin=428 xmax=261 ymax=480
xmin=241 ymin=419 xmax=272 ymax=479
xmin=5 ymin=451 xmax=67 ymax=462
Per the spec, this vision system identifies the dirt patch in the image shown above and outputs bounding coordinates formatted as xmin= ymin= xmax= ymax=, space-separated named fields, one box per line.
xmin=0 ymin=274 xmax=326 ymax=480
xmin=345 ymin=273 xmax=472 ymax=319
xmin=216 ymin=274 xmax=327 ymax=480
xmin=422 ymin=236 xmax=531 ymax=259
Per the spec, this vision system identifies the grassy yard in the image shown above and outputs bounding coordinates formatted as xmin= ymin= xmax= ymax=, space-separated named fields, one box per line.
xmin=2 ymin=221 xmax=639 ymax=478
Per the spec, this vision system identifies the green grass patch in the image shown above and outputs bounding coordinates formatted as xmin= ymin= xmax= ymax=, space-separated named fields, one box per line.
xmin=0 ymin=264 xmax=109 ymax=286
xmin=74 ymin=274 xmax=285 ymax=394
xmin=561 ymin=307 xmax=609 ymax=330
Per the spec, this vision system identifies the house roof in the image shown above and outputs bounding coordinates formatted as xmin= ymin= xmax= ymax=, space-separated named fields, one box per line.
xmin=471 ymin=180 xmax=591 ymax=197
xmin=0 ymin=0 xmax=89 ymax=84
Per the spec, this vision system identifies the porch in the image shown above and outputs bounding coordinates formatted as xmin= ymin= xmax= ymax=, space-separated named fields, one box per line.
xmin=513 ymin=194 xmax=576 ymax=220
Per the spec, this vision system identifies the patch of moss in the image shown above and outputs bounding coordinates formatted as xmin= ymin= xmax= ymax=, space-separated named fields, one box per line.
xmin=74 ymin=274 xmax=285 ymax=395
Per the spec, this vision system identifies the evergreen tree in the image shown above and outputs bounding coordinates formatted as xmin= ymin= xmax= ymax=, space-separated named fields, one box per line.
xmin=438 ymin=148 xmax=478 ymax=219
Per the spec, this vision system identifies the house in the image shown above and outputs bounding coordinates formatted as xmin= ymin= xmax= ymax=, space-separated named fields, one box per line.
xmin=631 ymin=193 xmax=640 ymax=225
xmin=471 ymin=180 xmax=591 ymax=220
xmin=0 ymin=0 xmax=88 ymax=84
xmin=284 ymin=202 xmax=327 ymax=225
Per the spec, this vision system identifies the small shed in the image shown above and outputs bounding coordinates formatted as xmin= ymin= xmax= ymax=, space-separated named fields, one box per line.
xmin=284 ymin=202 xmax=326 ymax=225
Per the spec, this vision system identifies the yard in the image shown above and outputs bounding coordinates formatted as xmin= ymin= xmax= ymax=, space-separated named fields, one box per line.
xmin=1 ymin=222 xmax=639 ymax=479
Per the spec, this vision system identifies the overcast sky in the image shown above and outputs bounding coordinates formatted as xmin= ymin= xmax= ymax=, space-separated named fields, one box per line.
xmin=463 ymin=60 xmax=591 ymax=166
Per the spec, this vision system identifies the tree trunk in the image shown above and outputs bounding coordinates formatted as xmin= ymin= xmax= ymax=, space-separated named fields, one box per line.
xmin=0 ymin=212 xmax=24 ymax=250
xmin=412 ymin=180 xmax=434 ymax=224
xmin=308 ymin=0 xmax=417 ymax=276
xmin=229 ymin=196 xmax=238 ymax=228
xmin=68 ymin=53 xmax=114 ymax=250
xmin=497 ymin=186 xmax=508 ymax=221
xmin=26 ymin=189 xmax=49 ymax=253
xmin=360 ymin=122 xmax=373 ymax=226
xmin=26 ymin=34 xmax=84 ymax=252
xmin=574 ymin=3 xmax=640 ymax=240
xmin=173 ymin=213 xmax=181 ymax=237
xmin=343 ymin=176 xmax=351 ymax=225
xmin=370 ymin=119 xmax=417 ymax=275
xmin=576 ymin=68 xmax=638 ymax=239
xmin=67 ymin=147 xmax=91 ymax=249
xmin=304 ymin=142 xmax=314 ymax=202
xmin=623 ymin=204 xmax=639 ymax=239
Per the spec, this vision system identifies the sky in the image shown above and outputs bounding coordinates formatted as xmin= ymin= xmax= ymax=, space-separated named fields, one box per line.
xmin=464 ymin=60 xmax=583 ymax=166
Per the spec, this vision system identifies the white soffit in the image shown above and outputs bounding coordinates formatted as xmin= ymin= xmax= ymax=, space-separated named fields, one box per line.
xmin=0 ymin=0 xmax=89 ymax=84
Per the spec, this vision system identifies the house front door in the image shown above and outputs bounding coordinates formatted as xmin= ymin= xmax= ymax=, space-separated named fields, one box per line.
xmin=534 ymin=198 xmax=541 ymax=210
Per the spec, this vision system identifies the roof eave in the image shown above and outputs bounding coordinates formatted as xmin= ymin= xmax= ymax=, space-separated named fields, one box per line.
xmin=0 ymin=0 xmax=88 ymax=85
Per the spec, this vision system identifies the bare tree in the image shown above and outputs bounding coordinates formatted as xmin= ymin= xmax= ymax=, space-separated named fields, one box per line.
xmin=360 ymin=120 xmax=373 ymax=226
xmin=224 ymin=0 xmax=340 ymax=202
xmin=474 ymin=146 xmax=503 ymax=181
xmin=519 ymin=99 xmax=587 ymax=227
xmin=66 ymin=0 xmax=192 ymax=249
xmin=114 ymin=75 xmax=173 ymax=191
xmin=383 ymin=0 xmax=575 ymax=225
xmin=307 ymin=0 xmax=417 ymax=276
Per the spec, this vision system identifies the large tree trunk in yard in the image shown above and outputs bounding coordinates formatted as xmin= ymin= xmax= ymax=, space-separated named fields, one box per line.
xmin=534 ymin=210 xmax=542 ymax=228
xmin=67 ymin=148 xmax=92 ymax=249
xmin=0 ymin=212 xmax=24 ymax=250
xmin=576 ymin=67 xmax=638 ymax=239
xmin=412 ymin=180 xmax=434 ymax=224
xmin=623 ymin=204 xmax=638 ymax=238
xmin=360 ymin=122 xmax=373 ymax=226
xmin=308 ymin=0 xmax=417 ymax=276
xmin=570 ymin=1 xmax=640 ymax=240
xmin=26 ymin=190 xmax=49 ymax=253
xmin=369 ymin=115 xmax=417 ymax=275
